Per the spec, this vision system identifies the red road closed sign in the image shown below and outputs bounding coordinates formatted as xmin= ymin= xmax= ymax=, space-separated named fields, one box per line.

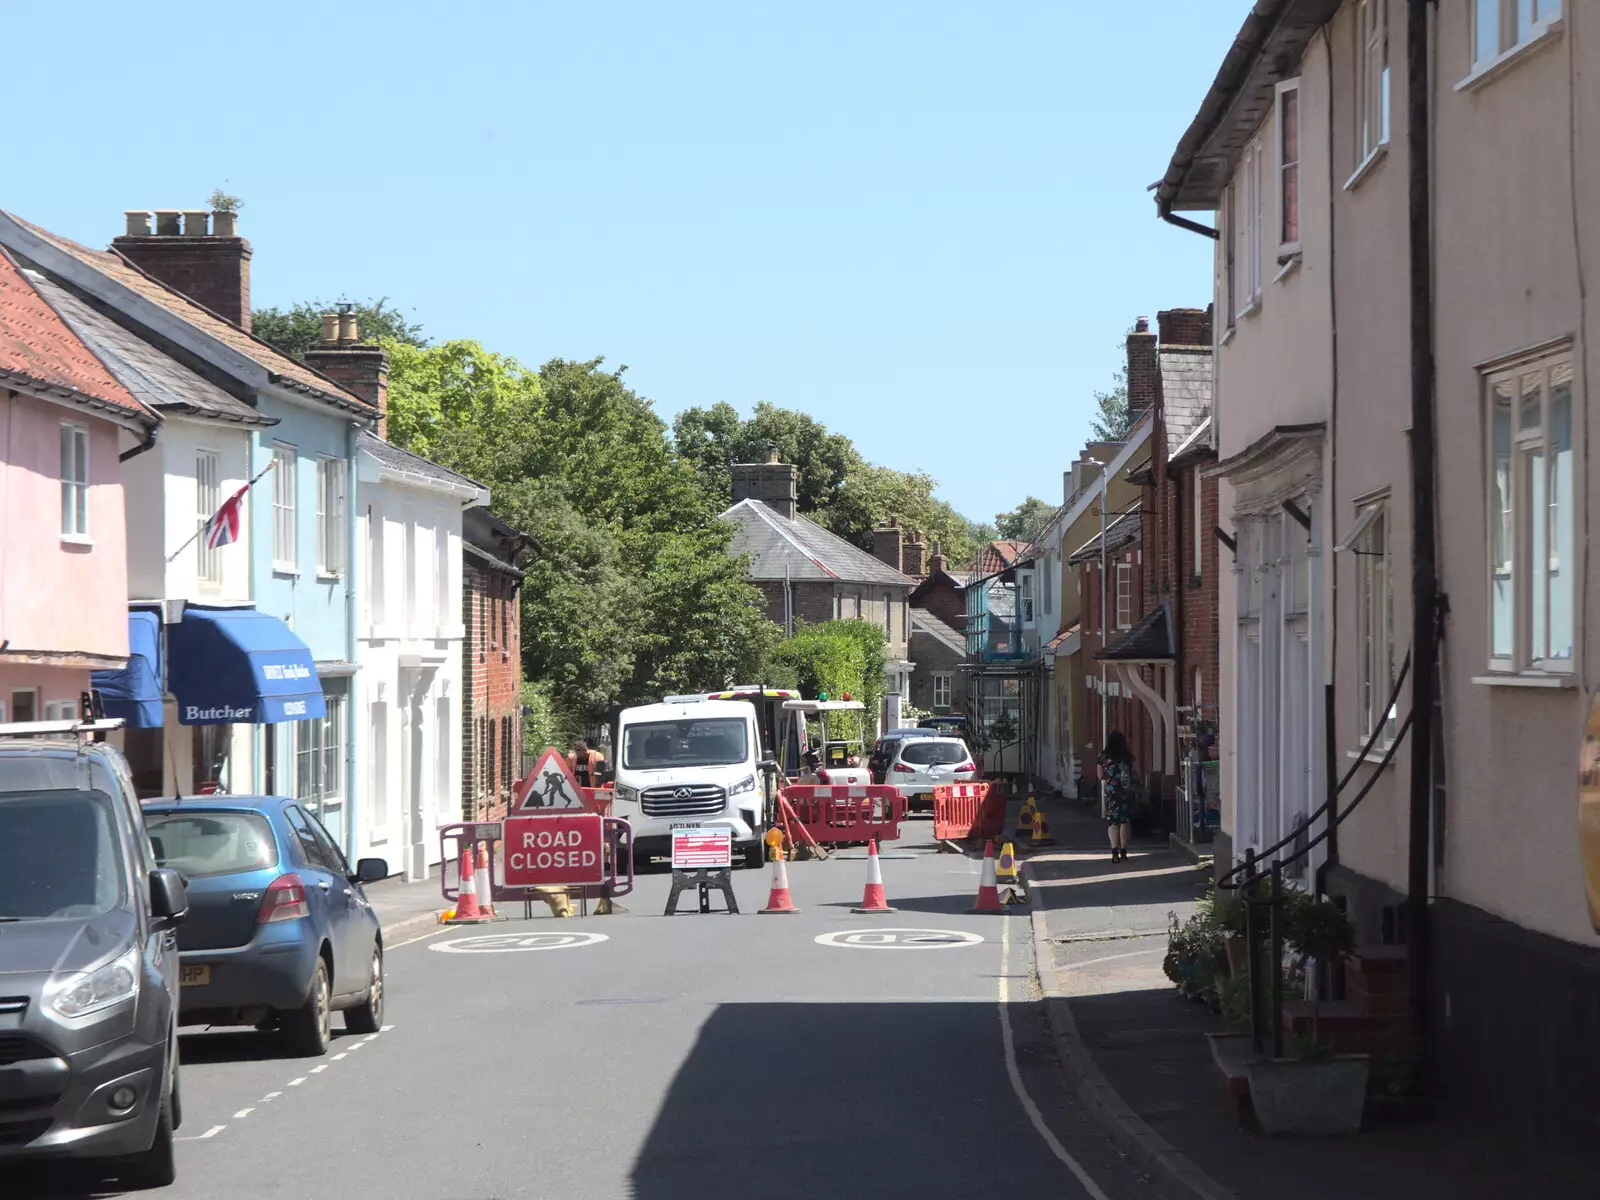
xmin=504 ymin=813 xmax=605 ymax=887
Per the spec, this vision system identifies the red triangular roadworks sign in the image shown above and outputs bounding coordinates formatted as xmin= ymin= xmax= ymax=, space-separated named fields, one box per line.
xmin=517 ymin=746 xmax=586 ymax=811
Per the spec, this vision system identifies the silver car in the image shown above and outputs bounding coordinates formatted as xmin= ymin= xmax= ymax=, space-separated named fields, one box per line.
xmin=885 ymin=736 xmax=978 ymax=811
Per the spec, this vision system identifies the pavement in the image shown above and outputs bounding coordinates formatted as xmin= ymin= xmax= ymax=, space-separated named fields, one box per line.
xmin=1020 ymin=790 xmax=1594 ymax=1200
xmin=17 ymin=817 xmax=1166 ymax=1200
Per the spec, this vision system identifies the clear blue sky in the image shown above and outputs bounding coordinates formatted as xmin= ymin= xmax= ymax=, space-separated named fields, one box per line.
xmin=7 ymin=1 xmax=1236 ymax=524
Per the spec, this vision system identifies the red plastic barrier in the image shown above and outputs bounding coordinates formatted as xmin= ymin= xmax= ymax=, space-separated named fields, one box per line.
xmin=781 ymin=784 xmax=906 ymax=845
xmin=932 ymin=782 xmax=992 ymax=841
xmin=973 ymin=784 xmax=1005 ymax=842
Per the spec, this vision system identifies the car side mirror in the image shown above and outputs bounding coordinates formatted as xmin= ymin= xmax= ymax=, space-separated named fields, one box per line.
xmin=354 ymin=857 xmax=389 ymax=884
xmin=149 ymin=868 xmax=188 ymax=929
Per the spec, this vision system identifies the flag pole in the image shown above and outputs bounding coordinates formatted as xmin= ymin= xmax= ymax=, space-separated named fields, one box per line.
xmin=166 ymin=456 xmax=279 ymax=563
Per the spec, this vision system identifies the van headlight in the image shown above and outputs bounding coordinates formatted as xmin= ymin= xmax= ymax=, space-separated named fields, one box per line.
xmin=615 ymin=785 xmax=640 ymax=804
xmin=729 ymin=774 xmax=756 ymax=796
xmin=48 ymin=946 xmax=140 ymax=1021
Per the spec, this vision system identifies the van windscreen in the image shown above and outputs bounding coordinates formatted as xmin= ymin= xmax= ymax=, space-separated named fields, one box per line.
xmin=0 ymin=790 xmax=125 ymax=919
xmin=623 ymin=718 xmax=749 ymax=769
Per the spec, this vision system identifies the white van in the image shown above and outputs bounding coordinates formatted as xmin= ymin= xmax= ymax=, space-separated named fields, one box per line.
xmin=610 ymin=699 xmax=766 ymax=868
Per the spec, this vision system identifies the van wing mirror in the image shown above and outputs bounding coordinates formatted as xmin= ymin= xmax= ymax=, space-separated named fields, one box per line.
xmin=149 ymin=868 xmax=188 ymax=928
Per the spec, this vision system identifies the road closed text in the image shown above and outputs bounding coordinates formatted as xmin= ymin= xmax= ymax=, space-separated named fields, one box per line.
xmin=511 ymin=827 xmax=598 ymax=872
xmin=503 ymin=814 xmax=606 ymax=886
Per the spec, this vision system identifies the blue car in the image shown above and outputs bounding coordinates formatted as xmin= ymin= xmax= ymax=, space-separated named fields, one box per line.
xmin=140 ymin=796 xmax=388 ymax=1057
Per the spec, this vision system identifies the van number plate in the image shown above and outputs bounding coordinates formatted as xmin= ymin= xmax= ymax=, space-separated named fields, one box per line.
xmin=180 ymin=965 xmax=210 ymax=987
xmin=669 ymin=822 xmax=701 ymax=830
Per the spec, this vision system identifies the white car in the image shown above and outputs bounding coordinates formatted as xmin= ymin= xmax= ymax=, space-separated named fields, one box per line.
xmin=885 ymin=736 xmax=978 ymax=810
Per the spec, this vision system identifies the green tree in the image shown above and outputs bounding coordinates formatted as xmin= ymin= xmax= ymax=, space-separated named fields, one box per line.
xmin=673 ymin=400 xmax=860 ymax=515
xmin=768 ymin=619 xmax=887 ymax=744
xmin=1089 ymin=341 xmax=1132 ymax=441
xmin=994 ymin=496 xmax=1055 ymax=545
xmin=818 ymin=462 xmax=980 ymax=565
xmin=252 ymin=298 xmax=428 ymax=362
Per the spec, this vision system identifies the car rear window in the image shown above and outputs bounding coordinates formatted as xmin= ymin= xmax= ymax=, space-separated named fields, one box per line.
xmin=146 ymin=811 xmax=279 ymax=878
xmin=898 ymin=741 xmax=969 ymax=766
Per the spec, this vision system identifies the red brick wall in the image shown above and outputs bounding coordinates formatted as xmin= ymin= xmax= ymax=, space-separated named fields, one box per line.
xmin=1175 ymin=462 xmax=1221 ymax=720
xmin=1156 ymin=306 xmax=1213 ymax=348
xmin=909 ymin=573 xmax=966 ymax=631
xmin=463 ymin=561 xmax=523 ymax=822
xmin=111 ymin=235 xmax=253 ymax=330
xmin=1126 ymin=318 xmax=1158 ymax=422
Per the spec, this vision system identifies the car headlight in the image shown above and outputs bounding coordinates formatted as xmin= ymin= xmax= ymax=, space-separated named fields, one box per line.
xmin=49 ymin=946 xmax=140 ymax=1021
xmin=729 ymin=774 xmax=756 ymax=796
xmin=615 ymin=785 xmax=640 ymax=804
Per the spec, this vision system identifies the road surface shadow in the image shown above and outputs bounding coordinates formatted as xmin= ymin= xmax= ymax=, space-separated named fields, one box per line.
xmin=9 ymin=1161 xmax=134 ymax=1198
xmin=177 ymin=1026 xmax=365 ymax=1064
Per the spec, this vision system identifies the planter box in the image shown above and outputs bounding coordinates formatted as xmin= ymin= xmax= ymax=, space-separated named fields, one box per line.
xmin=1246 ymin=1054 xmax=1370 ymax=1135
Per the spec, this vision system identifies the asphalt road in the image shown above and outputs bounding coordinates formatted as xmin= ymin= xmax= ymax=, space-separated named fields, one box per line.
xmin=21 ymin=821 xmax=1158 ymax=1200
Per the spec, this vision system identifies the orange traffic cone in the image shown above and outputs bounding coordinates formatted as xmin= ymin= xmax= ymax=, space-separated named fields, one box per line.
xmin=851 ymin=838 xmax=897 ymax=913
xmin=759 ymin=853 xmax=799 ymax=914
xmin=972 ymin=840 xmax=1003 ymax=912
xmin=474 ymin=844 xmax=495 ymax=918
xmin=448 ymin=846 xmax=485 ymax=922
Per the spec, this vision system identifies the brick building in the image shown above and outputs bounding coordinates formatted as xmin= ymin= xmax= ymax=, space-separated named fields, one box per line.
xmin=1072 ymin=309 xmax=1217 ymax=833
xmin=462 ymin=506 xmax=535 ymax=823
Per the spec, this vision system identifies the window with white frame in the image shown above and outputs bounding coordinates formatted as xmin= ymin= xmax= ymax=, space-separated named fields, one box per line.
xmin=367 ymin=505 xmax=386 ymax=627
xmin=1357 ymin=0 xmax=1390 ymax=164
xmin=404 ymin=511 xmax=418 ymax=627
xmin=368 ymin=700 xmax=388 ymax=836
xmin=435 ymin=524 xmax=450 ymax=626
xmin=44 ymin=700 xmax=78 ymax=722
xmin=934 ymin=673 xmax=952 ymax=709
xmin=196 ymin=450 xmax=221 ymax=585
xmin=884 ymin=591 xmax=893 ymax=636
xmin=1485 ymin=347 xmax=1575 ymax=671
xmin=271 ymin=446 xmax=297 ymax=569
xmin=1473 ymin=0 xmax=1562 ymax=71
xmin=1233 ymin=140 xmax=1264 ymax=313
xmin=294 ymin=691 xmax=344 ymax=813
xmin=1020 ymin=573 xmax=1035 ymax=624
xmin=316 ymin=458 xmax=347 ymax=576
xmin=1041 ymin=555 xmax=1053 ymax=614
xmin=1277 ymin=79 xmax=1301 ymax=253
xmin=60 ymin=423 xmax=88 ymax=537
xmin=1115 ymin=561 xmax=1133 ymax=629
xmin=1339 ymin=501 xmax=1394 ymax=740
xmin=1224 ymin=181 xmax=1238 ymax=330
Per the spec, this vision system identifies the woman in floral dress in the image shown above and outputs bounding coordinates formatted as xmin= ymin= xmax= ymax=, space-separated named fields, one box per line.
xmin=1098 ymin=730 xmax=1136 ymax=862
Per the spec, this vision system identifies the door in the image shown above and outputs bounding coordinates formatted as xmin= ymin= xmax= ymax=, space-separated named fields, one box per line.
xmin=285 ymin=805 xmax=361 ymax=997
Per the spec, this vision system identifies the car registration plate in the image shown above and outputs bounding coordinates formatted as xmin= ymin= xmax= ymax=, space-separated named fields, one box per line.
xmin=180 ymin=965 xmax=211 ymax=987
xmin=669 ymin=822 xmax=701 ymax=830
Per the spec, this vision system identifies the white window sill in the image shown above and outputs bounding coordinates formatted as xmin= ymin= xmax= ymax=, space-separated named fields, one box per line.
xmin=1470 ymin=671 xmax=1576 ymax=689
xmin=1237 ymin=297 xmax=1262 ymax=321
xmin=273 ymin=564 xmax=299 ymax=578
xmin=1347 ymin=743 xmax=1397 ymax=768
xmin=318 ymin=571 xmax=344 ymax=583
xmin=59 ymin=533 xmax=93 ymax=547
xmin=1219 ymin=324 xmax=1237 ymax=346
xmin=1456 ymin=20 xmax=1564 ymax=93
xmin=1345 ymin=142 xmax=1389 ymax=191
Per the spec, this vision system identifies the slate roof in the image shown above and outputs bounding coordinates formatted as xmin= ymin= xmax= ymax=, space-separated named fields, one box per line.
xmin=1 ymin=214 xmax=377 ymax=417
xmin=1068 ymin=509 xmax=1142 ymax=565
xmin=1097 ymin=602 xmax=1176 ymax=663
xmin=25 ymin=268 xmax=271 ymax=426
xmin=910 ymin=608 xmax=965 ymax=655
xmin=1160 ymin=345 xmax=1212 ymax=459
xmin=359 ymin=432 xmax=487 ymax=497
xmin=0 ymin=246 xmax=155 ymax=427
xmin=722 ymin=498 xmax=914 ymax=587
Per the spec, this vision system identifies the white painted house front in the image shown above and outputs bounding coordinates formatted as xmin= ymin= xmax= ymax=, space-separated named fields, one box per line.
xmin=353 ymin=433 xmax=488 ymax=880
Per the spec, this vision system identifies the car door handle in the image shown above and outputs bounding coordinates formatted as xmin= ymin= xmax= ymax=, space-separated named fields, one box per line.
xmin=317 ymin=880 xmax=331 ymax=891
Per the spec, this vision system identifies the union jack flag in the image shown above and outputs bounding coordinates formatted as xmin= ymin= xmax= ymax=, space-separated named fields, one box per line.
xmin=202 ymin=484 xmax=249 ymax=550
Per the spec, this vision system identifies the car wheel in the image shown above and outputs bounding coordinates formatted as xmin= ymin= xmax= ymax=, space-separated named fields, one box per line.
xmin=742 ymin=840 xmax=765 ymax=870
xmin=284 ymin=958 xmax=332 ymax=1057
xmin=120 ymin=1090 xmax=176 ymax=1190
xmin=344 ymin=948 xmax=384 ymax=1034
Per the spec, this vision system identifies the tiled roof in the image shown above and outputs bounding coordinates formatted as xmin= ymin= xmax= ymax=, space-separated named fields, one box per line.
xmin=974 ymin=539 xmax=1029 ymax=577
xmin=1160 ymin=346 xmax=1212 ymax=459
xmin=1043 ymin=623 xmax=1081 ymax=653
xmin=359 ymin=432 xmax=488 ymax=497
xmin=0 ymin=246 xmax=152 ymax=424
xmin=2 ymin=214 xmax=376 ymax=417
xmin=910 ymin=608 xmax=966 ymax=655
xmin=722 ymin=498 xmax=914 ymax=587
xmin=1068 ymin=509 xmax=1142 ymax=565
xmin=25 ymin=268 xmax=270 ymax=426
xmin=1097 ymin=602 xmax=1175 ymax=662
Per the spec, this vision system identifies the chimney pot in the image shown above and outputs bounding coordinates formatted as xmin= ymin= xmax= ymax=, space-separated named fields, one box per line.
xmin=766 ymin=443 xmax=779 ymax=464
xmin=114 ymin=206 xmax=253 ymax=329
xmin=1135 ymin=316 xmax=1149 ymax=333
xmin=211 ymin=209 xmax=238 ymax=237
xmin=319 ymin=312 xmax=340 ymax=346
xmin=182 ymin=210 xmax=210 ymax=236
xmin=338 ymin=311 xmax=359 ymax=345
xmin=731 ymin=457 xmax=798 ymax=519
xmin=154 ymin=210 xmax=181 ymax=236
xmin=124 ymin=210 xmax=152 ymax=237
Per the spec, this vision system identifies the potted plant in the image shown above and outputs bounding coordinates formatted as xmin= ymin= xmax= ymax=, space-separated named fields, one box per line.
xmin=1245 ymin=892 xmax=1369 ymax=1135
xmin=1210 ymin=887 xmax=1249 ymax=977
xmin=1162 ymin=909 xmax=1223 ymax=1006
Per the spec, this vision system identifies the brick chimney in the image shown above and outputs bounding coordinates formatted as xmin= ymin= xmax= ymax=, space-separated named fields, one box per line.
xmin=927 ymin=540 xmax=947 ymax=577
xmin=305 ymin=307 xmax=390 ymax=436
xmin=872 ymin=518 xmax=903 ymax=573
xmin=114 ymin=208 xmax=252 ymax=330
xmin=1126 ymin=316 xmax=1158 ymax=424
xmin=1157 ymin=306 xmax=1213 ymax=348
xmin=902 ymin=530 xmax=927 ymax=578
xmin=731 ymin=445 xmax=798 ymax=519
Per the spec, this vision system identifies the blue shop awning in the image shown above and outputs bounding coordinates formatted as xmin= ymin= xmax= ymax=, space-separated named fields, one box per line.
xmin=90 ymin=609 xmax=164 ymax=729
xmin=168 ymin=607 xmax=325 ymax=726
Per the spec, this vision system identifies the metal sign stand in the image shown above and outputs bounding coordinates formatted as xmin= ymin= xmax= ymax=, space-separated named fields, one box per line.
xmin=664 ymin=868 xmax=739 ymax=915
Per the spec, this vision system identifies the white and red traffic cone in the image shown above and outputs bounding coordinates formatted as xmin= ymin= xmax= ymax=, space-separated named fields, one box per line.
xmin=971 ymin=840 xmax=1003 ymax=913
xmin=759 ymin=852 xmax=799 ymax=914
xmin=851 ymin=838 xmax=897 ymax=913
xmin=448 ymin=845 xmax=485 ymax=922
xmin=474 ymin=843 xmax=495 ymax=918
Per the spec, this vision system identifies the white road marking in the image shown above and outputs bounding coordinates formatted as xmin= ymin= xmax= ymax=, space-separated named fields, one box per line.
xmin=362 ymin=1034 xmax=380 ymax=1042
xmin=287 ymin=1076 xmax=307 ymax=1086
xmin=813 ymin=927 xmax=984 ymax=950
xmin=428 ymin=931 xmax=608 ymax=953
xmin=388 ymin=927 xmax=450 ymax=950
xmin=261 ymin=1091 xmax=281 ymax=1101
xmin=178 ymin=1124 xmax=227 ymax=1141
xmin=347 ymin=1041 xmax=364 ymax=1050
xmin=332 ymin=1053 xmax=348 ymax=1061
xmin=999 ymin=917 xmax=1112 ymax=1200
xmin=311 ymin=1064 xmax=329 ymax=1073
xmin=233 ymin=1108 xmax=254 ymax=1119
xmin=381 ymin=1024 xmax=395 ymax=1031
xmin=1056 ymin=947 xmax=1167 ymax=972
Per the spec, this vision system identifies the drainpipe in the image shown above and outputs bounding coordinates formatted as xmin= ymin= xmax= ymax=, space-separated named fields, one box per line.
xmin=1099 ymin=480 xmax=1109 ymax=747
xmin=118 ymin=421 xmax=159 ymax=463
xmin=344 ymin=420 xmax=363 ymax=858
xmin=1404 ymin=0 xmax=1439 ymax=1038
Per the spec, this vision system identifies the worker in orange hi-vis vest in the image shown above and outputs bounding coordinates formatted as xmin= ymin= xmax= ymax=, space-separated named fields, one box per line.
xmin=568 ymin=740 xmax=604 ymax=789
